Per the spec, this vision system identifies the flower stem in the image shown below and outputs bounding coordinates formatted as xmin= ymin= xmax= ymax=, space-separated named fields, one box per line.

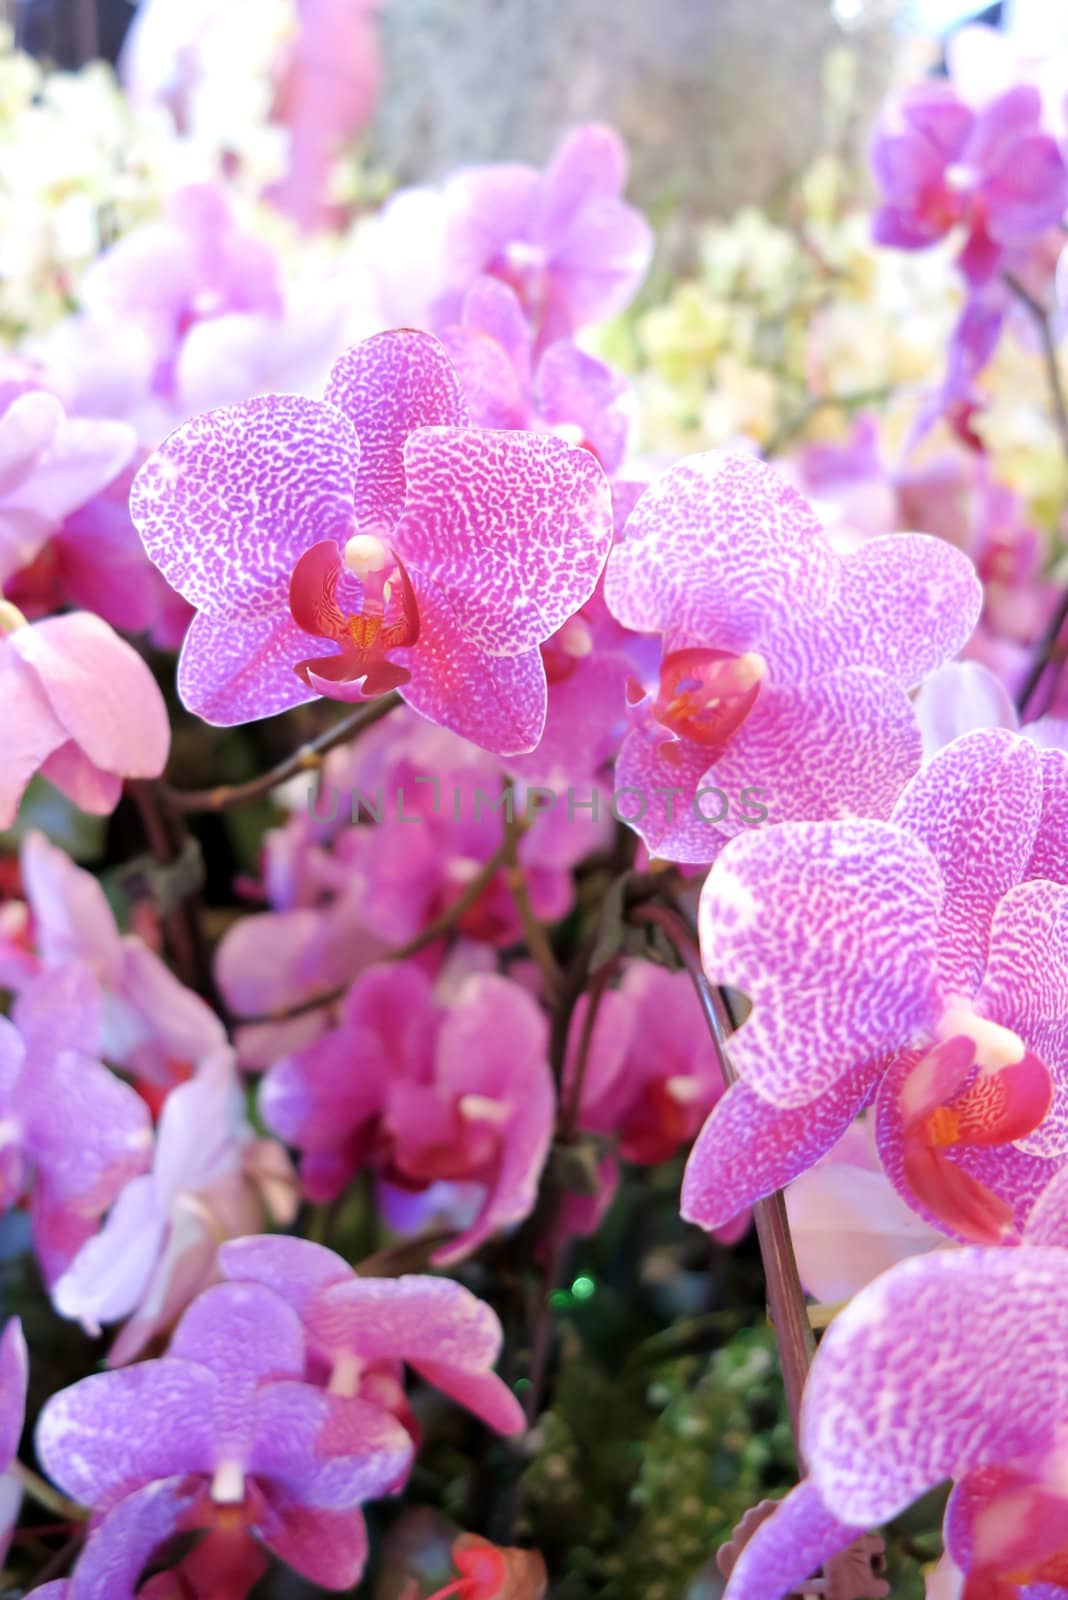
xmin=630 ymin=900 xmax=815 ymax=1462
xmin=1004 ymin=272 xmax=1068 ymax=458
xmin=162 ymin=693 xmax=401 ymax=813
xmin=14 ymin=1462 xmax=86 ymax=1523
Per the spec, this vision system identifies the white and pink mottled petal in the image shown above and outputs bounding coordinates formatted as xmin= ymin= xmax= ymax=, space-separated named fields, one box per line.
xmin=681 ymin=1065 xmax=879 ymax=1232
xmin=801 ymin=1248 xmax=1068 ymax=1526
xmin=699 ymin=821 xmax=944 ymax=1109
xmin=891 ymin=729 xmax=1044 ymax=994
xmin=177 ymin=609 xmax=322 ymax=727
xmin=610 ymin=724 xmax=729 ymax=864
xmin=710 ymin=669 xmax=922 ymax=839
xmin=395 ymin=428 xmax=612 ymax=655
xmin=130 ymin=396 xmax=358 ymax=620
xmin=325 ymin=331 xmax=468 ymax=529
xmin=398 ymin=584 xmax=548 ymax=756
xmin=604 ymin=453 xmax=836 ymax=648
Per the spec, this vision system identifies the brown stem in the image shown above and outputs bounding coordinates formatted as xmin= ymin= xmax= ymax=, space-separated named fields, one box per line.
xmin=14 ymin=1463 xmax=86 ymax=1524
xmin=504 ymin=804 xmax=563 ymax=1006
xmin=162 ymin=694 xmax=401 ymax=814
xmin=128 ymin=779 xmax=209 ymax=995
xmin=630 ymin=901 xmax=815 ymax=1461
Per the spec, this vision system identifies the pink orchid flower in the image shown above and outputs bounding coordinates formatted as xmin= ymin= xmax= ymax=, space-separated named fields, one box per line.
xmin=4 ymin=831 xmax=225 ymax=1091
xmin=219 ymin=1234 xmax=525 ymax=1436
xmin=441 ymin=276 xmax=636 ymax=475
xmin=0 ymin=603 xmax=170 ymax=829
xmin=603 ymin=452 xmax=982 ymax=862
xmin=260 ymin=964 xmax=554 ymax=1263
xmin=0 ymin=1319 xmax=28 ymax=1564
xmin=683 ymin=728 xmax=1068 ymax=1246
xmin=36 ymin=1281 xmax=414 ymax=1595
xmin=373 ymin=124 xmax=653 ymax=352
xmin=0 ymin=965 xmax=152 ymax=1284
xmin=723 ymin=1220 xmax=1068 ymax=1600
xmin=0 ymin=367 xmax=135 ymax=589
xmin=130 ymin=330 xmax=613 ymax=756
xmin=53 ymin=1059 xmax=297 ymax=1365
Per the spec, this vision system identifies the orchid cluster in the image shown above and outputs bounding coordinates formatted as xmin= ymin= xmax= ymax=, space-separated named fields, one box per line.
xmin=3 ymin=9 xmax=1068 ymax=1600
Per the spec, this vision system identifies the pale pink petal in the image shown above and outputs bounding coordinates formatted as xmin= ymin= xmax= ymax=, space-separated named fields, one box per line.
xmin=913 ymin=661 xmax=1018 ymax=759
xmin=396 ymin=428 xmax=613 ymax=655
xmin=698 ymin=822 xmax=944 ymax=1108
xmin=130 ymin=395 xmax=359 ymax=619
xmin=0 ymin=1320 xmax=27 ymax=1470
xmin=0 ymin=644 xmax=67 ymax=828
xmin=52 ymin=1176 xmax=162 ymax=1331
xmin=540 ymin=123 xmax=628 ymax=238
xmin=38 ymin=745 xmax=123 ymax=816
xmin=11 ymin=612 xmax=169 ymax=778
xmin=20 ymin=831 xmax=124 ymax=979
xmin=168 ymin=1281 xmax=305 ymax=1397
xmin=176 ymin=608 xmax=322 ymax=725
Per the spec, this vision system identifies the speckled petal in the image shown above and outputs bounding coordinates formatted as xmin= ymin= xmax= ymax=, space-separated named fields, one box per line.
xmin=698 ymin=821 xmax=944 ymax=1108
xmin=130 ymin=395 xmax=359 ymax=620
xmin=325 ymin=331 xmax=467 ymax=529
xmin=818 ymin=533 xmax=982 ymax=687
xmin=397 ymin=582 xmax=548 ymax=756
xmin=681 ymin=1064 xmax=879 ymax=1231
xmin=610 ymin=723 xmax=730 ymax=864
xmin=395 ymin=428 xmax=612 ymax=655
xmin=1028 ymin=745 xmax=1068 ymax=884
xmin=709 ymin=668 xmax=922 ymax=838
xmin=177 ymin=609 xmax=322 ymax=726
xmin=891 ymin=728 xmax=1044 ymax=995
xmin=722 ymin=1481 xmax=867 ymax=1600
xmin=604 ymin=453 xmax=837 ymax=650
xmin=1022 ymin=1165 xmax=1068 ymax=1246
xmin=801 ymin=1247 xmax=1068 ymax=1525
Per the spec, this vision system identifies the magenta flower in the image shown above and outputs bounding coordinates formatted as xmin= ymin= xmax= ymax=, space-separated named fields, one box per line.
xmin=683 ymin=727 xmax=1068 ymax=1244
xmin=567 ymin=961 xmax=725 ymax=1165
xmin=54 ymin=1059 xmax=297 ymax=1365
xmin=36 ymin=1280 xmax=414 ymax=1594
xmin=260 ymin=964 xmax=554 ymax=1263
xmin=603 ymin=453 xmax=982 ymax=862
xmin=0 ymin=965 xmax=152 ymax=1283
xmin=723 ymin=1238 xmax=1068 ymax=1600
xmin=130 ymin=329 xmax=613 ymax=756
xmin=870 ymin=80 xmax=1068 ymax=283
xmin=441 ymin=276 xmax=635 ymax=474
xmin=0 ymin=371 xmax=135 ymax=589
xmin=219 ymin=1235 xmax=525 ymax=1435
xmin=0 ymin=604 xmax=170 ymax=828
xmin=11 ymin=831 xmax=225 ymax=1090
xmin=0 ymin=1319 xmax=28 ymax=1564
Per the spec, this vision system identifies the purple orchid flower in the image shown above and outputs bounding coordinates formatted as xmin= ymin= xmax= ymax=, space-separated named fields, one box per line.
xmin=723 ymin=1229 xmax=1068 ymax=1600
xmin=603 ymin=452 xmax=982 ymax=862
xmin=130 ymin=329 xmax=613 ymax=756
xmin=36 ymin=1280 xmax=414 ymax=1595
xmin=440 ymin=276 xmax=636 ymax=474
xmin=682 ymin=727 xmax=1068 ymax=1246
xmin=0 ymin=965 xmax=152 ymax=1283
xmin=219 ymin=1234 xmax=525 ymax=1436
xmin=0 ymin=1319 xmax=28 ymax=1565
xmin=259 ymin=964 xmax=554 ymax=1263
xmin=0 ymin=602 xmax=170 ymax=829
xmin=53 ymin=1058 xmax=297 ymax=1365
xmin=870 ymin=80 xmax=1068 ymax=284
